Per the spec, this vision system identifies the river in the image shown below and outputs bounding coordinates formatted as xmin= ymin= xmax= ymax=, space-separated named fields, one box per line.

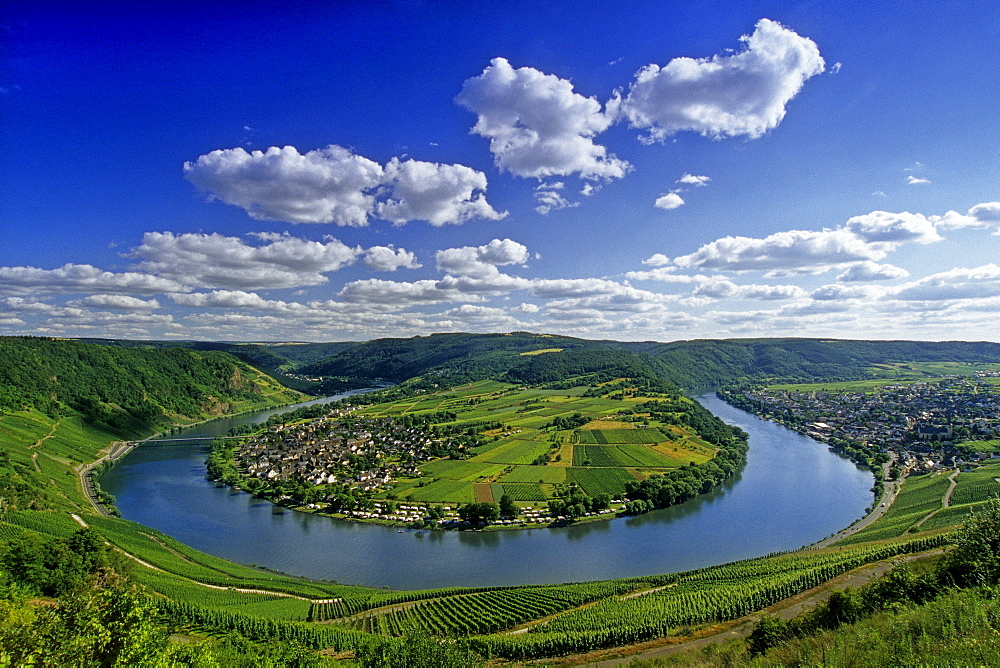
xmin=98 ymin=393 xmax=874 ymax=590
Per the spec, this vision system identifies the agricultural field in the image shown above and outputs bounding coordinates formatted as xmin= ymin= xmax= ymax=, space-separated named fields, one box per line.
xmin=304 ymin=532 xmax=946 ymax=660
xmin=352 ymin=379 xmax=721 ymax=510
xmin=769 ymin=361 xmax=1000 ymax=394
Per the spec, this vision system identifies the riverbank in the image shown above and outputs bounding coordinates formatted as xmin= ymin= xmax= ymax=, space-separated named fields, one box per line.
xmin=99 ymin=392 xmax=874 ymax=589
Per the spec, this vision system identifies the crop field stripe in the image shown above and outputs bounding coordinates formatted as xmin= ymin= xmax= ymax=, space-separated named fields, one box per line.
xmin=474 ymin=483 xmax=494 ymax=503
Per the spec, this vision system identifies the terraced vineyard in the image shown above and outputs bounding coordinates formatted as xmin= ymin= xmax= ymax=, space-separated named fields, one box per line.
xmin=294 ymin=533 xmax=947 ymax=659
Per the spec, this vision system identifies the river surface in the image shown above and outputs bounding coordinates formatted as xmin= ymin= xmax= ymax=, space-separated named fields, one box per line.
xmin=99 ymin=393 xmax=874 ymax=590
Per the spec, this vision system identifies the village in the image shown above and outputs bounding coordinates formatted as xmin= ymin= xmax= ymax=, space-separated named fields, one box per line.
xmin=724 ymin=373 xmax=1000 ymax=475
xmin=233 ymin=408 xmax=468 ymax=495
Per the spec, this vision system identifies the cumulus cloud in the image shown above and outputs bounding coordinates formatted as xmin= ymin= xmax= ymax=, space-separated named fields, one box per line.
xmin=892 ymin=264 xmax=1000 ymax=301
xmin=837 ymin=261 xmax=909 ymax=282
xmin=931 ymin=202 xmax=1000 ymax=233
xmin=672 ymin=207 xmax=949 ymax=274
xmin=810 ymin=283 xmax=883 ymax=301
xmin=377 ymin=158 xmax=506 ymax=226
xmin=906 ymin=175 xmax=931 ymax=185
xmin=435 ymin=239 xmax=530 ymax=278
xmin=969 ymin=202 xmax=1000 ymax=225
xmin=677 ymin=173 xmax=711 ymax=186
xmin=184 ymin=145 xmax=384 ymax=225
xmin=611 ymin=18 xmax=825 ymax=142
xmin=337 ymin=279 xmax=469 ymax=305
xmin=0 ymin=263 xmax=185 ymax=297
xmin=693 ymin=278 xmax=806 ymax=300
xmin=130 ymin=231 xmax=361 ymax=290
xmin=456 ymin=57 xmax=630 ymax=181
xmin=67 ymin=295 xmax=161 ymax=310
xmin=363 ymin=246 xmax=422 ymax=272
xmin=654 ymin=192 xmax=685 ymax=210
xmin=642 ymin=253 xmax=672 ymax=266
xmin=185 ymin=145 xmax=503 ymax=226
xmin=843 ymin=211 xmax=942 ymax=247
xmin=673 ymin=228 xmax=884 ymax=274
xmin=168 ymin=290 xmax=298 ymax=311
xmin=625 ymin=266 xmax=704 ymax=282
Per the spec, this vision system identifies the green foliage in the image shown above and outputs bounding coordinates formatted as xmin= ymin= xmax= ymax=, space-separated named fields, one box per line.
xmin=0 ymin=336 xmax=295 ymax=431
xmin=940 ymin=496 xmax=1000 ymax=586
xmin=1 ymin=527 xmax=112 ymax=597
xmin=458 ymin=502 xmax=500 ymax=524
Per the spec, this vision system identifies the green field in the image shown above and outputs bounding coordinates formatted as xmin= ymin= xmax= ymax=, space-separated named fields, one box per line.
xmin=348 ymin=379 xmax=723 ymax=508
xmin=769 ymin=361 xmax=1000 ymax=393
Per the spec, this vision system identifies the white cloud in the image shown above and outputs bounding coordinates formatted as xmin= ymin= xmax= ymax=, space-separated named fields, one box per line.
xmin=130 ymin=231 xmax=361 ymax=290
xmin=692 ymin=278 xmax=806 ymax=300
xmin=0 ymin=263 xmax=185 ymax=297
xmin=654 ymin=192 xmax=685 ymax=210
xmin=185 ymin=145 xmax=504 ymax=227
xmin=363 ymin=246 xmax=422 ymax=272
xmin=534 ymin=185 xmax=579 ymax=214
xmin=843 ymin=211 xmax=942 ymax=247
xmin=837 ymin=261 xmax=909 ymax=282
xmin=642 ymin=253 xmax=672 ymax=267
xmin=672 ymin=208 xmax=947 ymax=274
xmin=168 ymin=290 xmax=300 ymax=311
xmin=67 ymin=295 xmax=161 ymax=310
xmin=435 ymin=239 xmax=530 ymax=278
xmin=456 ymin=57 xmax=630 ymax=181
xmin=931 ymin=202 xmax=1000 ymax=233
xmin=625 ymin=266 xmax=704 ymax=282
xmin=892 ymin=264 xmax=1000 ymax=301
xmin=810 ymin=283 xmax=883 ymax=301
xmin=337 ymin=279 xmax=469 ymax=305
xmin=611 ymin=18 xmax=825 ymax=142
xmin=184 ymin=145 xmax=384 ymax=225
xmin=906 ymin=175 xmax=931 ymax=185
xmin=970 ymin=202 xmax=1000 ymax=224
xmin=673 ymin=228 xmax=884 ymax=273
xmin=377 ymin=158 xmax=506 ymax=226
xmin=677 ymin=173 xmax=711 ymax=186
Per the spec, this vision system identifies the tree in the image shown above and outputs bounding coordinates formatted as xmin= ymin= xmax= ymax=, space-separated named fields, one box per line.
xmin=457 ymin=502 xmax=499 ymax=524
xmin=498 ymin=494 xmax=519 ymax=518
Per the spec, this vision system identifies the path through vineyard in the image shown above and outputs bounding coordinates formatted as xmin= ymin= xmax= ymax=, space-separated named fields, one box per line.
xmin=572 ymin=549 xmax=943 ymax=666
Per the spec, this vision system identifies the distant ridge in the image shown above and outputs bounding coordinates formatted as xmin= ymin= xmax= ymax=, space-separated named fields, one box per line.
xmin=74 ymin=333 xmax=1000 ymax=392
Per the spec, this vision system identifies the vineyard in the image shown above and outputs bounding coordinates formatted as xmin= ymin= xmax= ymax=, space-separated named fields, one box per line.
xmin=249 ymin=532 xmax=955 ymax=661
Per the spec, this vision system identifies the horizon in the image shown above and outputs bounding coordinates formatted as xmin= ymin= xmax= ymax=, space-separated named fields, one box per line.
xmin=3 ymin=1 xmax=999 ymax=343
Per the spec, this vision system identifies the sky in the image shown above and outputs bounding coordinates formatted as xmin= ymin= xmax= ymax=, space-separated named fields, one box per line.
xmin=2 ymin=0 xmax=1000 ymax=344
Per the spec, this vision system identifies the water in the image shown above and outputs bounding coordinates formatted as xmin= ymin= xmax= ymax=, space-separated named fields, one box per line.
xmin=99 ymin=393 xmax=874 ymax=590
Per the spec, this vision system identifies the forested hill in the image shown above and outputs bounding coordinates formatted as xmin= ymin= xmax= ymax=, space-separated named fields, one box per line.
xmin=645 ymin=338 xmax=1000 ymax=388
xmin=0 ymin=337 xmax=301 ymax=431
xmin=296 ymin=332 xmax=614 ymax=382
xmin=294 ymin=334 xmax=1000 ymax=390
xmin=62 ymin=333 xmax=1000 ymax=393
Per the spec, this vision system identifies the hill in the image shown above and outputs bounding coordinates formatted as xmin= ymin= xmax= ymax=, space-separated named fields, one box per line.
xmin=292 ymin=334 xmax=1000 ymax=390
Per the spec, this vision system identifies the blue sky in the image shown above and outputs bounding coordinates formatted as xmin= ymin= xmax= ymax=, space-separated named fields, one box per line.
xmin=3 ymin=1 xmax=999 ymax=343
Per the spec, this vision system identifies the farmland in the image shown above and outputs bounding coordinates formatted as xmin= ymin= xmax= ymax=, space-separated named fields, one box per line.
xmin=246 ymin=377 xmax=744 ymax=526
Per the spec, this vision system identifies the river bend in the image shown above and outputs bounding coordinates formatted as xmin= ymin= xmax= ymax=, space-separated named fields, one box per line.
xmin=99 ymin=393 xmax=873 ymax=589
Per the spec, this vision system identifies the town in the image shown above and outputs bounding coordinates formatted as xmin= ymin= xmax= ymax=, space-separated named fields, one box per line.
xmin=722 ymin=373 xmax=1000 ymax=477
